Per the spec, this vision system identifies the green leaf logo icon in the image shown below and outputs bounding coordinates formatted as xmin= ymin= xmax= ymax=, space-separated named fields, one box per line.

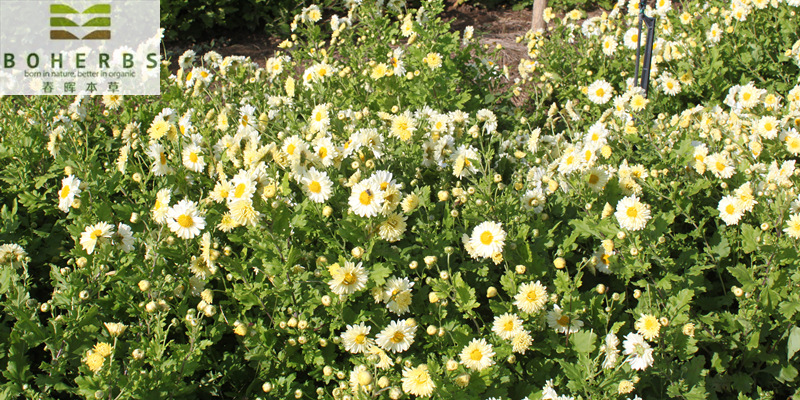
xmin=50 ymin=3 xmax=110 ymax=40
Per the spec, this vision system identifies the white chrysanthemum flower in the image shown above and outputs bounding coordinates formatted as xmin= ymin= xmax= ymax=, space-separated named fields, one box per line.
xmin=706 ymin=153 xmax=735 ymax=179
xmin=383 ymin=276 xmax=414 ymax=315
xmin=467 ymin=221 xmax=506 ymax=259
xmin=79 ymin=222 xmax=114 ymax=254
xmin=166 ymin=199 xmax=206 ymax=239
xmin=58 ymin=175 xmax=81 ymax=212
xmin=586 ymin=167 xmax=610 ymax=192
xmin=784 ymin=214 xmax=800 ymax=239
xmin=459 ymin=338 xmax=495 ymax=371
xmin=615 ymin=195 xmax=652 ymax=231
xmin=152 ymin=188 xmax=171 ymax=224
xmin=378 ymin=213 xmax=407 ymax=242
xmin=514 ymin=281 xmax=548 ymax=314
xmin=376 ymin=319 xmax=416 ymax=353
xmin=511 ymin=329 xmax=533 ymax=354
xmin=341 ymin=323 xmax=373 ymax=354
xmin=546 ymin=305 xmax=584 ymax=334
xmin=755 ymin=115 xmax=780 ymax=139
xmin=228 ymin=170 xmax=256 ymax=204
xmin=492 ymin=313 xmax=523 ymax=340
xmin=147 ymin=142 xmax=173 ymax=176
xmin=349 ymin=180 xmax=384 ymax=218
xmin=328 ymin=261 xmax=368 ymax=296
xmin=602 ymin=333 xmax=620 ymax=369
xmin=661 ymin=76 xmax=681 ymax=95
xmin=302 ymin=168 xmax=333 ymax=203
xmin=401 ymin=364 xmax=435 ymax=397
xmin=309 ymin=104 xmax=330 ymax=133
xmin=522 ymin=188 xmax=547 ymax=213
xmin=313 ymin=136 xmax=339 ymax=167
xmin=182 ymin=144 xmax=205 ymax=173
xmin=733 ymin=182 xmax=757 ymax=212
xmin=718 ymin=195 xmax=743 ymax=226
xmin=587 ymin=80 xmax=614 ymax=105
xmin=113 ymin=223 xmax=135 ymax=252
xmin=706 ymin=23 xmax=721 ymax=43
xmin=623 ymin=332 xmax=654 ymax=371
xmin=623 ymin=28 xmax=639 ymax=50
xmin=452 ymin=144 xmax=479 ymax=178
xmin=282 ymin=135 xmax=308 ymax=161
xmin=601 ymin=35 xmax=617 ymax=56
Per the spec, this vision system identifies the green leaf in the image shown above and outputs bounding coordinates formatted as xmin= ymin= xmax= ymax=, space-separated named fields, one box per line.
xmin=787 ymin=326 xmax=800 ymax=360
xmin=570 ymin=330 xmax=596 ymax=354
xmin=369 ymin=263 xmax=392 ymax=287
xmin=740 ymin=224 xmax=760 ymax=254
xmin=727 ymin=265 xmax=755 ymax=290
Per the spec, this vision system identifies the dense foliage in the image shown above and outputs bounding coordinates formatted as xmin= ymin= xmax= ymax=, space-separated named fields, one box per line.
xmin=2 ymin=0 xmax=800 ymax=399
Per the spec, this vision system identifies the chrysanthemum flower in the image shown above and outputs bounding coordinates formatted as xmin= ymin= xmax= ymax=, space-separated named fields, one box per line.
xmin=166 ymin=199 xmax=206 ymax=239
xmin=706 ymin=153 xmax=735 ymax=179
xmin=302 ymin=168 xmax=333 ymax=203
xmin=492 ymin=313 xmax=523 ymax=340
xmin=623 ymin=332 xmax=654 ymax=371
xmin=424 ymin=52 xmax=442 ymax=69
xmin=80 ymin=222 xmax=114 ymax=254
xmin=229 ymin=199 xmax=259 ymax=226
xmin=602 ymin=35 xmax=617 ymax=56
xmin=718 ymin=195 xmax=744 ymax=226
xmin=401 ymin=364 xmax=435 ymax=397
xmin=587 ymin=80 xmax=613 ymax=105
xmin=341 ymin=323 xmax=373 ymax=354
xmin=378 ymin=213 xmax=407 ymax=243
xmin=635 ymin=314 xmax=661 ymax=341
xmin=152 ymin=188 xmax=171 ymax=224
xmin=376 ymin=319 xmax=416 ymax=353
xmin=467 ymin=221 xmax=506 ymax=259
xmin=602 ymin=333 xmax=620 ymax=369
xmin=228 ymin=171 xmax=256 ymax=203
xmin=547 ymin=305 xmax=584 ymax=334
xmin=459 ymin=338 xmax=495 ymax=371
xmin=511 ymin=330 xmax=533 ymax=354
xmin=113 ymin=223 xmax=135 ymax=252
xmin=309 ymin=104 xmax=330 ymax=133
xmin=784 ymin=214 xmax=800 ymax=239
xmin=147 ymin=142 xmax=173 ymax=176
xmin=514 ymin=281 xmax=548 ymax=314
xmin=328 ymin=261 xmax=368 ymax=296
xmin=615 ymin=195 xmax=651 ymax=231
xmin=58 ymin=175 xmax=81 ymax=212
xmin=84 ymin=351 xmax=105 ymax=373
xmin=383 ymin=276 xmax=414 ymax=315
xmin=182 ymin=144 xmax=205 ymax=173
xmin=349 ymin=181 xmax=384 ymax=218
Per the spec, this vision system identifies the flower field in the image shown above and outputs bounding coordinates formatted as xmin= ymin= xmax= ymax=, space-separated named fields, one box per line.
xmin=2 ymin=0 xmax=800 ymax=399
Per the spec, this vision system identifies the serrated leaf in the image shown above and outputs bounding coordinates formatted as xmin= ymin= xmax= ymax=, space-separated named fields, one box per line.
xmin=570 ymin=330 xmax=596 ymax=354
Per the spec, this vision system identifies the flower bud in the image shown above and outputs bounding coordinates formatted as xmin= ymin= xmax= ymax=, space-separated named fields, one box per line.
xmin=486 ymin=286 xmax=498 ymax=298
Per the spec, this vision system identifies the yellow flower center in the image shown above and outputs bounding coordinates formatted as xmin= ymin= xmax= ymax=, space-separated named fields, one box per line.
xmin=715 ymin=161 xmax=725 ymax=171
xmin=764 ymin=122 xmax=773 ymax=131
xmin=503 ymin=320 xmax=515 ymax=331
xmin=309 ymin=181 xmax=322 ymax=193
xmin=234 ymin=183 xmax=247 ymax=198
xmin=287 ymin=143 xmax=296 ymax=155
xmin=390 ymin=331 xmax=405 ymax=343
xmin=742 ymin=92 xmax=751 ymax=101
xmin=588 ymin=174 xmax=600 ymax=184
xmin=90 ymin=229 xmax=103 ymax=240
xmin=725 ymin=204 xmax=735 ymax=215
xmin=354 ymin=333 xmax=366 ymax=344
xmin=315 ymin=112 xmax=323 ymax=122
xmin=60 ymin=185 xmax=71 ymax=199
xmin=626 ymin=206 xmax=638 ymax=218
xmin=526 ymin=290 xmax=539 ymax=302
xmin=177 ymin=214 xmax=194 ymax=228
xmin=480 ymin=231 xmax=494 ymax=245
xmin=380 ymin=182 xmax=389 ymax=191
xmin=359 ymin=190 xmax=373 ymax=205
xmin=318 ymin=147 xmax=328 ymax=158
xmin=469 ymin=348 xmax=483 ymax=361
xmin=557 ymin=315 xmax=570 ymax=327
xmin=342 ymin=272 xmax=357 ymax=285
xmin=596 ymin=88 xmax=605 ymax=97
xmin=189 ymin=152 xmax=199 ymax=163
xmin=160 ymin=152 xmax=167 ymax=165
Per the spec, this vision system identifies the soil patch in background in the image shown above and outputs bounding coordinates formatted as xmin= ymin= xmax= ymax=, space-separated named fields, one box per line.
xmin=164 ymin=1 xmax=534 ymax=74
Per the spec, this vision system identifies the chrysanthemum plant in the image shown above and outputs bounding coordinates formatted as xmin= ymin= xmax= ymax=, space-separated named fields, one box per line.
xmin=2 ymin=0 xmax=800 ymax=399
